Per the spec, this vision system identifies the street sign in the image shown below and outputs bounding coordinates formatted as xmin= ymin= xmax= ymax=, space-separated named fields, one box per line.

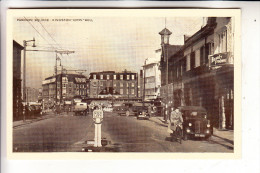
xmin=93 ymin=110 xmax=103 ymax=119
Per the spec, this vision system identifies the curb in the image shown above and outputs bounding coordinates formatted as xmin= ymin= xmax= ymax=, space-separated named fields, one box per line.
xmin=13 ymin=115 xmax=55 ymax=128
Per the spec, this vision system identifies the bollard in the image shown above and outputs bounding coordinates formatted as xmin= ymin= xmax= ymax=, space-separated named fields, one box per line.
xmin=93 ymin=109 xmax=103 ymax=147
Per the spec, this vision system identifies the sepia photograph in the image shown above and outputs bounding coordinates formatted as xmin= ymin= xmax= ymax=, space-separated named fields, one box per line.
xmin=8 ymin=9 xmax=240 ymax=156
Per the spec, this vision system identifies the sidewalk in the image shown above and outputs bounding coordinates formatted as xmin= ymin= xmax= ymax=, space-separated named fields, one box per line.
xmin=13 ymin=112 xmax=57 ymax=128
xmin=149 ymin=116 xmax=234 ymax=143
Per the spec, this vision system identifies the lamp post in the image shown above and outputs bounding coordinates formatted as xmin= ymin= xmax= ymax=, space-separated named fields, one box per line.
xmin=143 ymin=58 xmax=148 ymax=107
xmin=23 ymin=38 xmax=36 ymax=122
xmin=159 ymin=28 xmax=172 ymax=122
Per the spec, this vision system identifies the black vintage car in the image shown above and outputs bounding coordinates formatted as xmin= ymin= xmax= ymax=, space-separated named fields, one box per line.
xmin=136 ymin=106 xmax=150 ymax=120
xmin=179 ymin=106 xmax=213 ymax=140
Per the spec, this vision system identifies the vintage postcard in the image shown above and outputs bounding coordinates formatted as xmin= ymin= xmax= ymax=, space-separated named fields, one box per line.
xmin=6 ymin=9 xmax=241 ymax=159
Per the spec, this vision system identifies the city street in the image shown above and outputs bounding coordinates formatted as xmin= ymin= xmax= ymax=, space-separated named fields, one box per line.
xmin=13 ymin=112 xmax=233 ymax=152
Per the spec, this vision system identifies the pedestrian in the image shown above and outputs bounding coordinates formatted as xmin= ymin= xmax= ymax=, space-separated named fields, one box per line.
xmin=169 ymin=107 xmax=183 ymax=132
xmin=148 ymin=104 xmax=152 ymax=117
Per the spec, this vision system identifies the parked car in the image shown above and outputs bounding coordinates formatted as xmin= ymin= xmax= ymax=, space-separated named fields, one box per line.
xmin=179 ymin=106 xmax=213 ymax=140
xmin=137 ymin=106 xmax=150 ymax=120
xmin=113 ymin=105 xmax=135 ymax=116
xmin=74 ymin=102 xmax=88 ymax=116
xmin=132 ymin=102 xmax=150 ymax=116
xmin=23 ymin=102 xmax=42 ymax=117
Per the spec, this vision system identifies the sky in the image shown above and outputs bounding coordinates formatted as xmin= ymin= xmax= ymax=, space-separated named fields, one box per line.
xmin=13 ymin=16 xmax=203 ymax=89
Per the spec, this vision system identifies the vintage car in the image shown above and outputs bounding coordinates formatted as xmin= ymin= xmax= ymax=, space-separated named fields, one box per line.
xmin=132 ymin=102 xmax=150 ymax=116
xmin=23 ymin=102 xmax=42 ymax=117
xmin=113 ymin=105 xmax=127 ymax=116
xmin=136 ymin=106 xmax=150 ymax=120
xmin=179 ymin=106 xmax=213 ymax=140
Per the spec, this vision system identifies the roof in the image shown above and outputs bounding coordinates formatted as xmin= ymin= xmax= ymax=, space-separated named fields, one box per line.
xmin=159 ymin=28 xmax=172 ymax=35
xmin=45 ymin=73 xmax=87 ymax=83
xmin=165 ymin=45 xmax=183 ymax=59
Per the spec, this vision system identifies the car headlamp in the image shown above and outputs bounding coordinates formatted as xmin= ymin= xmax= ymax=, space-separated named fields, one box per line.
xmin=207 ymin=124 xmax=210 ymax=128
xmin=189 ymin=123 xmax=192 ymax=126
xmin=186 ymin=129 xmax=191 ymax=133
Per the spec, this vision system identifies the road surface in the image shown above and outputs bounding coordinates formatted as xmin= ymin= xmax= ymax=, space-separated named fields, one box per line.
xmin=13 ymin=112 xmax=233 ymax=152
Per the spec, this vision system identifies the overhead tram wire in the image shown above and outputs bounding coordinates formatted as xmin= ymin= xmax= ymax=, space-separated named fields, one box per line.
xmin=35 ymin=17 xmax=63 ymax=50
xmin=24 ymin=16 xmax=57 ymax=50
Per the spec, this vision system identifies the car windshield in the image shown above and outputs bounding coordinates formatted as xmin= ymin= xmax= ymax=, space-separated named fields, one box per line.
xmin=189 ymin=111 xmax=207 ymax=118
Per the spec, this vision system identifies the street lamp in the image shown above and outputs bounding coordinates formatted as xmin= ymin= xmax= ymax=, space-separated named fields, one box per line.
xmin=23 ymin=38 xmax=36 ymax=122
xmin=143 ymin=58 xmax=148 ymax=107
xmin=159 ymin=28 xmax=172 ymax=123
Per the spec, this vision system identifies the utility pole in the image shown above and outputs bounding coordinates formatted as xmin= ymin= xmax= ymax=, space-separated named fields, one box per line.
xmin=143 ymin=58 xmax=148 ymax=108
xmin=54 ymin=50 xmax=75 ymax=114
xmin=24 ymin=48 xmax=74 ymax=114
xmin=22 ymin=38 xmax=36 ymax=122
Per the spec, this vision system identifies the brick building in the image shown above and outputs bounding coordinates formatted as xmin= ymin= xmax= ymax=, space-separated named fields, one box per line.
xmin=26 ymin=87 xmax=39 ymax=102
xmin=42 ymin=73 xmax=87 ymax=109
xmin=88 ymin=70 xmax=138 ymax=100
xmin=160 ymin=17 xmax=234 ymax=129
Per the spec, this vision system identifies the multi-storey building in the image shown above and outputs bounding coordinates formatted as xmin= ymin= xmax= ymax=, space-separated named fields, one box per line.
xmin=88 ymin=70 xmax=138 ymax=100
xmin=13 ymin=40 xmax=23 ymax=120
xmin=42 ymin=73 xmax=87 ymax=109
xmin=159 ymin=28 xmax=183 ymax=108
xmin=138 ymin=70 xmax=144 ymax=99
xmin=143 ymin=50 xmax=161 ymax=101
xmin=161 ymin=17 xmax=234 ymax=129
xmin=26 ymin=87 xmax=39 ymax=102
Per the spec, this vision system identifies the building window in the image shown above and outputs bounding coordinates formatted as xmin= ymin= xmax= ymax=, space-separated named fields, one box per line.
xmin=93 ymin=74 xmax=96 ymax=80
xmin=132 ymin=75 xmax=135 ymax=80
xmin=195 ymin=49 xmax=200 ymax=67
xmin=176 ymin=66 xmax=179 ymax=78
xmin=131 ymin=89 xmax=135 ymax=95
xmin=126 ymin=89 xmax=129 ymax=94
xmin=120 ymin=82 xmax=123 ymax=87
xmin=120 ymin=75 xmax=123 ymax=80
xmin=63 ymin=84 xmax=66 ymax=88
xmin=113 ymin=83 xmax=117 ymax=87
xmin=100 ymin=74 xmax=103 ymax=80
xmin=100 ymin=82 xmax=103 ymax=86
xmin=219 ymin=30 xmax=227 ymax=53
xmin=186 ymin=55 xmax=190 ymax=71
xmin=131 ymin=83 xmax=135 ymax=87
xmin=190 ymin=52 xmax=195 ymax=69
xmin=127 ymin=75 xmax=130 ymax=80
xmin=120 ymin=89 xmax=123 ymax=95
xmin=205 ymin=43 xmax=214 ymax=64
xmin=107 ymin=75 xmax=110 ymax=80
xmin=126 ymin=83 xmax=129 ymax=87
xmin=200 ymin=46 xmax=204 ymax=65
xmin=114 ymin=75 xmax=116 ymax=80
